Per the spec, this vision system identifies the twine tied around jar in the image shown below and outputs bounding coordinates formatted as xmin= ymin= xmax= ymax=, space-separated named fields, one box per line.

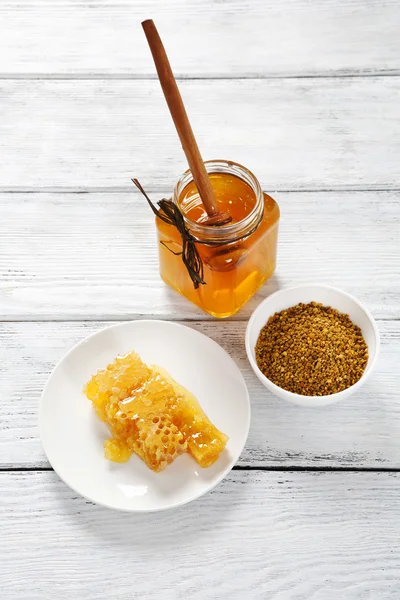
xmin=132 ymin=179 xmax=206 ymax=288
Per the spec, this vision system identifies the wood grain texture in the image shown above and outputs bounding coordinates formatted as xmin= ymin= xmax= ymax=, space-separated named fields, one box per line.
xmin=1 ymin=470 xmax=399 ymax=599
xmin=1 ymin=0 xmax=400 ymax=592
xmin=1 ymin=190 xmax=399 ymax=320
xmin=1 ymin=78 xmax=400 ymax=191
xmin=1 ymin=0 xmax=400 ymax=77
xmin=1 ymin=319 xmax=399 ymax=469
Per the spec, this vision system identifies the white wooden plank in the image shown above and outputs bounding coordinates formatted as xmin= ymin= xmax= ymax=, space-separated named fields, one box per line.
xmin=1 ymin=0 xmax=399 ymax=77
xmin=1 ymin=191 xmax=398 ymax=320
xmin=0 ymin=470 xmax=399 ymax=599
xmin=1 ymin=320 xmax=399 ymax=469
xmin=1 ymin=78 xmax=399 ymax=190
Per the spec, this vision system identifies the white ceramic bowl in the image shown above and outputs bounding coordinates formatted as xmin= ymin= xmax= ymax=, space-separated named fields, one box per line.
xmin=245 ymin=285 xmax=380 ymax=407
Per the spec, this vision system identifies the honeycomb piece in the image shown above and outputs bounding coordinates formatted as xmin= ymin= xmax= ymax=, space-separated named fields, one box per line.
xmin=84 ymin=351 xmax=151 ymax=422
xmin=113 ymin=373 xmax=187 ymax=472
xmin=84 ymin=351 xmax=228 ymax=472
xmin=104 ymin=438 xmax=132 ymax=463
xmin=153 ymin=366 xmax=229 ymax=468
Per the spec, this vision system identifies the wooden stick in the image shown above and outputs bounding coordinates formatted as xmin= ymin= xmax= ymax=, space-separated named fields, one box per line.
xmin=142 ymin=19 xmax=220 ymax=218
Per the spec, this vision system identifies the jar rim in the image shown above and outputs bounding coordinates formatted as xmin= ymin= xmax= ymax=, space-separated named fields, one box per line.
xmin=173 ymin=159 xmax=264 ymax=243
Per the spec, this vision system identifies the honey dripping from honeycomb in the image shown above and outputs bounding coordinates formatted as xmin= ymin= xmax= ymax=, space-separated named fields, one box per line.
xmin=84 ymin=352 xmax=228 ymax=472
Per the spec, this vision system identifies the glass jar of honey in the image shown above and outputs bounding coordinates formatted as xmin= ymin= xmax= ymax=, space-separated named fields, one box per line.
xmin=156 ymin=160 xmax=279 ymax=318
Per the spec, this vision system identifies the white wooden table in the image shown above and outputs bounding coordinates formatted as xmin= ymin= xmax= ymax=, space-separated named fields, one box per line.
xmin=1 ymin=2 xmax=400 ymax=598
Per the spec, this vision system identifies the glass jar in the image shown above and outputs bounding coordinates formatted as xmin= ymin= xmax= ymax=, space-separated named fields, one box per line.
xmin=156 ymin=160 xmax=279 ymax=318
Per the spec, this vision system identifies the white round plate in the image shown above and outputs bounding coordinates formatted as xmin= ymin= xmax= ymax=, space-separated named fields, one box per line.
xmin=40 ymin=320 xmax=250 ymax=512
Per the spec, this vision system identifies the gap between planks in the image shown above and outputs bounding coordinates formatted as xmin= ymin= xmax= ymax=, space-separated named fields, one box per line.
xmin=2 ymin=466 xmax=400 ymax=474
xmin=0 ymin=317 xmax=398 ymax=323
xmin=1 ymin=71 xmax=400 ymax=81
xmin=1 ymin=186 xmax=400 ymax=194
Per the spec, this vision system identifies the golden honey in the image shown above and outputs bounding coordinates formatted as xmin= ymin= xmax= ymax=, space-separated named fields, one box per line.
xmin=156 ymin=160 xmax=279 ymax=318
xmin=84 ymin=351 xmax=228 ymax=472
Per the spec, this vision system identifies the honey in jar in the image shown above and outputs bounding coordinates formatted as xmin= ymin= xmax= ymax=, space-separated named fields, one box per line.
xmin=156 ymin=160 xmax=279 ymax=318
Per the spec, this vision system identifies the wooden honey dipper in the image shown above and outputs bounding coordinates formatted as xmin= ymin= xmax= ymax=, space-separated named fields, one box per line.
xmin=142 ymin=19 xmax=232 ymax=226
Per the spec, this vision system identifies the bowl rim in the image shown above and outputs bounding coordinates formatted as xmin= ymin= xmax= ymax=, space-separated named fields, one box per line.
xmin=245 ymin=284 xmax=380 ymax=402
